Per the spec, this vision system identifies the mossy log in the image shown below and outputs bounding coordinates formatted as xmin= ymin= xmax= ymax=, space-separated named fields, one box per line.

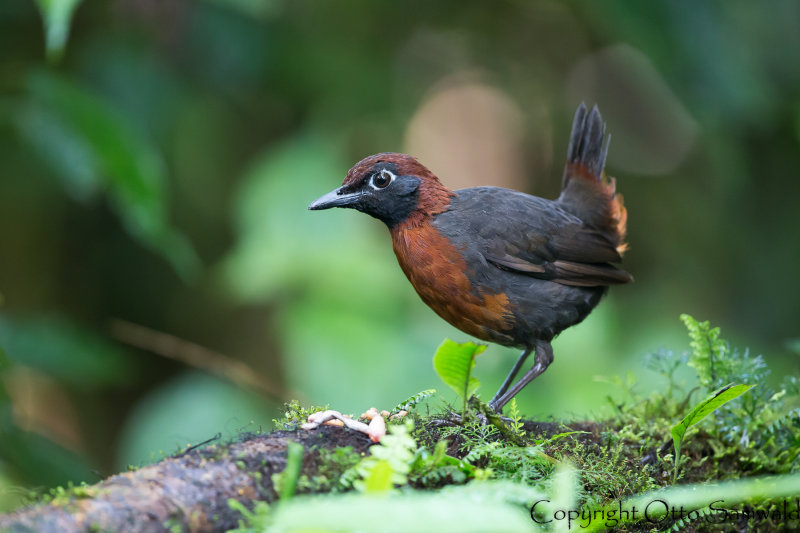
xmin=0 ymin=428 xmax=373 ymax=533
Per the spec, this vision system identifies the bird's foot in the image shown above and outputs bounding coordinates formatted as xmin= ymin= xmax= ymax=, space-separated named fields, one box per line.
xmin=467 ymin=397 xmax=527 ymax=446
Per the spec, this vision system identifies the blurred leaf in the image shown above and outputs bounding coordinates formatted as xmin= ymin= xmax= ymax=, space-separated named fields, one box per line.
xmin=549 ymin=463 xmax=579 ymax=533
xmin=19 ymin=71 xmax=200 ymax=281
xmin=0 ymin=423 xmax=93 ymax=488
xmin=0 ymin=346 xmax=10 ymax=408
xmin=15 ymin=100 xmax=100 ymax=202
xmin=278 ymin=441 xmax=303 ymax=501
xmin=566 ymin=44 xmax=698 ymax=175
xmin=202 ymin=0 xmax=282 ymax=20
xmin=362 ymin=460 xmax=394 ymax=493
xmin=584 ymin=472 xmax=800 ymax=533
xmin=0 ymin=315 xmax=136 ymax=387
xmin=433 ymin=339 xmax=486 ymax=415
xmin=116 ymin=373 xmax=273 ymax=469
xmin=0 ymin=467 xmax=27 ymax=513
xmin=0 ymin=345 xmax=9 ymax=407
xmin=787 ymin=339 xmax=800 ymax=356
xmin=33 ymin=0 xmax=83 ymax=62
xmin=353 ymin=423 xmax=416 ymax=493
xmin=265 ymin=490 xmax=534 ymax=533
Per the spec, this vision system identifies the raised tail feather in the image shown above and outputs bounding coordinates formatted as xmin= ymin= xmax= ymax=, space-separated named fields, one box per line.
xmin=558 ymin=103 xmax=628 ymax=256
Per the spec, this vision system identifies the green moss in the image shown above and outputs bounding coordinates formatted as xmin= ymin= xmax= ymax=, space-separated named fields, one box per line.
xmin=28 ymin=481 xmax=101 ymax=507
xmin=238 ymin=316 xmax=799 ymax=532
xmin=272 ymin=400 xmax=330 ymax=431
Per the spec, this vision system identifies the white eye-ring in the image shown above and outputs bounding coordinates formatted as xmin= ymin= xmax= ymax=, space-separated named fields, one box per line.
xmin=370 ymin=169 xmax=396 ymax=190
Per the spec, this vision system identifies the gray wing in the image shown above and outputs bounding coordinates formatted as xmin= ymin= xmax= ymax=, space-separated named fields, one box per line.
xmin=435 ymin=187 xmax=632 ymax=287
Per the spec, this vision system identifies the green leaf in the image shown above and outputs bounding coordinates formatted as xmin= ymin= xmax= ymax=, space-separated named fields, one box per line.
xmin=549 ymin=463 xmax=579 ymax=528
xmin=20 ymin=71 xmax=200 ymax=281
xmin=265 ymin=488 xmax=536 ymax=533
xmin=228 ymin=498 xmax=271 ymax=532
xmin=353 ymin=423 xmax=416 ymax=493
xmin=278 ymin=441 xmax=304 ymax=501
xmin=583 ymin=472 xmax=800 ymax=533
xmin=672 ymin=383 xmax=755 ymax=451
xmin=33 ymin=0 xmax=83 ymax=62
xmin=670 ymin=382 xmax=755 ymax=482
xmin=362 ymin=460 xmax=394 ymax=494
xmin=432 ymin=339 xmax=486 ymax=414
xmin=430 ymin=439 xmax=448 ymax=466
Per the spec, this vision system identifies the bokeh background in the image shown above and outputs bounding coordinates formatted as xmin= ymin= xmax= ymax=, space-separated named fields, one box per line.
xmin=1 ymin=0 xmax=799 ymax=509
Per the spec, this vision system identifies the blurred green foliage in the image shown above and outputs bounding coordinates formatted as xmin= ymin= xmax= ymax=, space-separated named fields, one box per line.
xmin=117 ymin=372 xmax=268 ymax=469
xmin=0 ymin=0 xmax=798 ymax=505
xmin=33 ymin=0 xmax=81 ymax=62
xmin=0 ymin=315 xmax=134 ymax=386
xmin=18 ymin=70 xmax=201 ymax=280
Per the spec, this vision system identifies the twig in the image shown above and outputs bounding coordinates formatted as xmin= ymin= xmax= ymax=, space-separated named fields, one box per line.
xmin=175 ymin=432 xmax=222 ymax=457
xmin=109 ymin=319 xmax=295 ymax=401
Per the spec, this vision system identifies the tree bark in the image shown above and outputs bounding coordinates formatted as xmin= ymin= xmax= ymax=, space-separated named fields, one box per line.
xmin=0 ymin=427 xmax=373 ymax=533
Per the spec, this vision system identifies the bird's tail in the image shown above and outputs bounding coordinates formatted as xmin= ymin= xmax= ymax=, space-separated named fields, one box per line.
xmin=557 ymin=103 xmax=628 ymax=255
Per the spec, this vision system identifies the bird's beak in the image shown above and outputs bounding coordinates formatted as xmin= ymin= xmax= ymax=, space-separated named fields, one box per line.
xmin=308 ymin=187 xmax=363 ymax=210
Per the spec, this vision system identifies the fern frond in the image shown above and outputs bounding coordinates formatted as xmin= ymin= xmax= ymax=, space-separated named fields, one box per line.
xmin=463 ymin=442 xmax=502 ymax=465
xmin=394 ymin=389 xmax=437 ymax=413
xmin=766 ymin=408 xmax=800 ymax=436
xmin=352 ymin=422 xmax=418 ymax=492
xmin=680 ymin=313 xmax=727 ymax=388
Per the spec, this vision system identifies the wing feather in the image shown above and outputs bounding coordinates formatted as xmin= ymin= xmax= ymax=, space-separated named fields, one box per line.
xmin=442 ymin=187 xmax=632 ymax=288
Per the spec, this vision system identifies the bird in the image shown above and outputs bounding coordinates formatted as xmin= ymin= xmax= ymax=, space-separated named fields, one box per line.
xmin=308 ymin=103 xmax=631 ymax=412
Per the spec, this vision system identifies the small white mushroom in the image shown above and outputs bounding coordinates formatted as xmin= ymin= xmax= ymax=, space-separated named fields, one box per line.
xmin=368 ymin=415 xmax=386 ymax=443
xmin=303 ymin=407 xmax=387 ymax=441
xmin=307 ymin=410 xmax=342 ymax=424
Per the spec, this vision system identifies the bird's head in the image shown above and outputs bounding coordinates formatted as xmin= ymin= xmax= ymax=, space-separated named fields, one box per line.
xmin=308 ymin=153 xmax=452 ymax=228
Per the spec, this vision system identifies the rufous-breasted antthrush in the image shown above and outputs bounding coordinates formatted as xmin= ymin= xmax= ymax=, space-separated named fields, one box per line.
xmin=309 ymin=103 xmax=631 ymax=411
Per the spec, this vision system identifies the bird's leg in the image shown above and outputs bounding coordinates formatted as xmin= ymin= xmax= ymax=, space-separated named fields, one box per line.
xmin=489 ymin=347 xmax=533 ymax=407
xmin=490 ymin=340 xmax=554 ymax=412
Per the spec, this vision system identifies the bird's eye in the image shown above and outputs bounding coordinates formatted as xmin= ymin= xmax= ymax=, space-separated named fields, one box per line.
xmin=370 ymin=170 xmax=394 ymax=190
